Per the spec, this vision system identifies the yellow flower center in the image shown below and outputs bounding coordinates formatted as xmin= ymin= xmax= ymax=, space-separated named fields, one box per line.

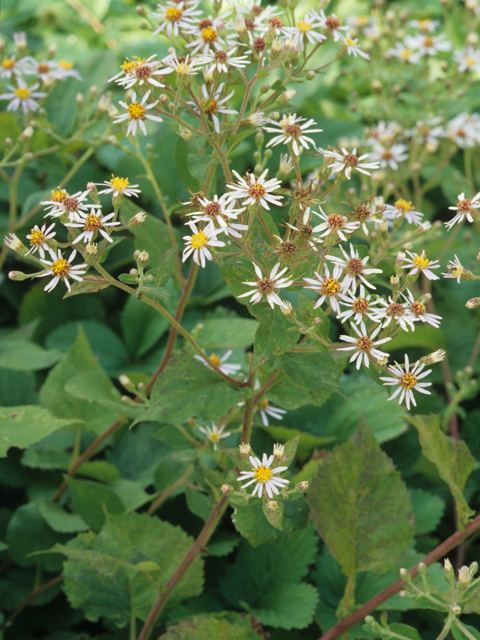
xmin=84 ymin=213 xmax=103 ymax=231
xmin=166 ymin=7 xmax=183 ymax=21
xmin=356 ymin=16 xmax=369 ymax=26
xmin=400 ymin=372 xmax=417 ymax=390
xmin=29 ymin=229 xmax=45 ymax=246
xmin=208 ymin=353 xmax=221 ymax=367
xmin=191 ymin=231 xmax=208 ymax=249
xmin=2 ymin=58 xmax=15 ymax=70
xmin=356 ymin=336 xmax=373 ymax=351
xmin=51 ymin=258 xmax=70 ymax=277
xmin=413 ymin=255 xmax=429 ymax=269
xmin=58 ymin=60 xmax=74 ymax=70
xmin=296 ymin=20 xmax=312 ymax=33
xmin=353 ymin=297 xmax=369 ymax=313
xmin=127 ymin=102 xmax=146 ymax=120
xmin=15 ymin=87 xmax=31 ymax=100
xmin=321 ymin=277 xmax=341 ymax=296
xmin=110 ymin=176 xmax=129 ymax=192
xmin=205 ymin=98 xmax=218 ymax=114
xmin=248 ymin=183 xmax=266 ymax=199
xmin=259 ymin=399 xmax=269 ymax=410
xmin=465 ymin=56 xmax=476 ymax=67
xmin=209 ymin=432 xmax=220 ymax=443
xmin=344 ymin=37 xmax=355 ymax=46
xmin=254 ymin=466 xmax=272 ymax=483
xmin=400 ymin=48 xmax=412 ymax=60
xmin=411 ymin=301 xmax=426 ymax=316
xmin=394 ymin=198 xmax=413 ymax=213
xmin=202 ymin=26 xmax=218 ymax=43
xmin=38 ymin=62 xmax=50 ymax=73
xmin=50 ymin=188 xmax=68 ymax=202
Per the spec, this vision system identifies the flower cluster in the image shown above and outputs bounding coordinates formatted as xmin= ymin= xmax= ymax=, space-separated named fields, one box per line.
xmin=0 ymin=33 xmax=80 ymax=113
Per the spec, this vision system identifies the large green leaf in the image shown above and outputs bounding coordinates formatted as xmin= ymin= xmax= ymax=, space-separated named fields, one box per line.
xmin=39 ymin=330 xmax=119 ymax=435
xmin=197 ymin=317 xmax=258 ymax=350
xmin=220 ymin=526 xmax=318 ymax=629
xmin=0 ymin=339 xmax=60 ymax=371
xmin=409 ymin=415 xmax=475 ymax=526
xmin=57 ymin=512 xmax=204 ymax=626
xmin=121 ymin=296 xmax=169 ymax=358
xmin=0 ymin=406 xmax=74 ymax=458
xmin=308 ymin=427 xmax=414 ymax=579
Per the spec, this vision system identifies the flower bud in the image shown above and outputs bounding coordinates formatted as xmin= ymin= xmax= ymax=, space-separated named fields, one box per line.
xmin=266 ymin=500 xmax=278 ymax=511
xmin=76 ymin=93 xmax=84 ymax=106
xmin=297 ymin=480 xmax=309 ymax=492
xmin=85 ymin=242 xmax=98 ymax=256
xmin=14 ymin=32 xmax=27 ymax=51
xmin=399 ymin=567 xmax=408 ymax=577
xmin=21 ymin=126 xmax=34 ymax=140
xmin=238 ymin=442 xmax=252 ymax=456
xmin=466 ymin=297 xmax=480 ymax=309
xmin=4 ymin=233 xmax=27 ymax=254
xmin=221 ymin=483 xmax=233 ymax=496
xmin=129 ymin=211 xmax=147 ymax=225
xmin=444 ymin=558 xmax=453 ymax=573
xmin=421 ymin=349 xmax=446 ymax=365
xmin=273 ymin=443 xmax=284 ymax=459
xmin=134 ymin=250 xmax=149 ymax=264
xmin=452 ymin=605 xmax=462 ymax=615
xmin=8 ymin=270 xmax=28 ymax=281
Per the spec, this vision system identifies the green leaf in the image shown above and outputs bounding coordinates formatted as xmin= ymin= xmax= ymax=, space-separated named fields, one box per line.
xmin=409 ymin=415 xmax=475 ymax=526
xmin=221 ymin=527 xmax=318 ymax=629
xmin=57 ymin=512 xmax=204 ymax=625
xmin=0 ymin=339 xmax=60 ymax=371
xmin=39 ymin=330 xmax=118 ymax=435
xmin=254 ymin=309 xmax=301 ymax=360
xmin=0 ymin=406 xmax=74 ymax=458
xmin=65 ymin=371 xmax=139 ymax=418
xmin=452 ymin=623 xmax=480 ymax=640
xmin=38 ymin=500 xmax=89 ymax=534
xmin=6 ymin=502 xmax=65 ymax=571
xmin=387 ymin=624 xmax=422 ymax=640
xmin=269 ymin=352 xmax=341 ymax=410
xmin=63 ymin=277 xmax=111 ymax=298
xmin=121 ymin=296 xmax=169 ymax=358
xmin=159 ymin=613 xmax=262 ymax=639
xmin=140 ymin=352 xmax=241 ymax=425
xmin=410 ymin=489 xmax=445 ymax=535
xmin=231 ymin=500 xmax=281 ymax=547
xmin=308 ymin=427 xmax=414 ymax=578
xmin=68 ymin=478 xmax=125 ymax=532
xmin=197 ymin=317 xmax=258 ymax=350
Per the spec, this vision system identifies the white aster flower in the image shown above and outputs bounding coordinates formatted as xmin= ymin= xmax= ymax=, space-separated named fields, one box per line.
xmin=370 ymin=142 xmax=408 ymax=170
xmin=238 ymin=262 xmax=292 ymax=310
xmin=199 ymin=423 xmax=231 ymax=449
xmin=304 ymin=264 xmax=346 ymax=314
xmin=446 ymin=113 xmax=480 ymax=148
xmin=257 ymin=398 xmax=287 ymax=426
xmin=226 ymin=169 xmax=283 ymax=210
xmin=194 ymin=350 xmax=241 ymax=376
xmin=182 ymin=221 xmax=225 ymax=267
xmin=380 ymin=355 xmax=432 ymax=410
xmin=264 ymin=113 xmax=323 ymax=156
xmin=36 ymin=249 xmax=87 ymax=292
xmin=372 ymin=297 xmax=416 ymax=332
xmin=327 ymin=243 xmax=382 ymax=292
xmin=24 ymin=58 xmax=58 ymax=83
xmin=455 ymin=47 xmax=480 ymax=73
xmin=151 ymin=1 xmax=202 ymax=37
xmin=350 ymin=199 xmax=384 ymax=235
xmin=109 ymin=55 xmax=165 ymax=89
xmin=3 ymin=233 xmax=26 ymax=253
xmin=65 ymin=210 xmax=121 ymax=244
xmin=237 ymin=453 xmax=289 ymax=498
xmin=401 ymin=250 xmax=440 ymax=280
xmin=194 ymin=83 xmax=237 ymax=133
xmin=442 ymin=255 xmax=467 ymax=283
xmin=342 ymin=34 xmax=370 ymax=59
xmin=402 ymin=289 xmax=442 ymax=328
xmin=311 ymin=208 xmax=360 ymax=243
xmin=318 ymin=11 xmax=348 ymax=41
xmin=187 ymin=193 xmax=247 ymax=237
xmin=0 ymin=56 xmax=30 ymax=79
xmin=407 ymin=117 xmax=445 ymax=150
xmin=0 ymin=79 xmax=46 ymax=112
xmin=159 ymin=51 xmax=206 ymax=77
xmin=51 ymin=60 xmax=81 ymax=80
xmin=26 ymin=223 xmax=56 ymax=258
xmin=97 ymin=175 xmax=141 ymax=199
xmin=321 ymin=147 xmax=380 ymax=179
xmin=113 ymin=90 xmax=163 ymax=136
xmin=42 ymin=189 xmax=95 ymax=219
xmin=203 ymin=47 xmax=250 ymax=74
xmin=338 ymin=285 xmax=381 ymax=324
xmin=385 ymin=42 xmax=421 ymax=64
xmin=365 ymin=121 xmax=403 ymax=146
xmin=283 ymin=11 xmax=326 ymax=49
xmin=406 ymin=33 xmax=451 ymax=56
xmin=338 ymin=322 xmax=391 ymax=369
xmin=408 ymin=18 xmax=440 ymax=33
xmin=383 ymin=199 xmax=424 ymax=226
xmin=445 ymin=192 xmax=480 ymax=230
xmin=185 ymin=17 xmax=236 ymax=55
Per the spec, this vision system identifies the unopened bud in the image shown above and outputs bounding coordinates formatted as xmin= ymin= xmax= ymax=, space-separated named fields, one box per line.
xmin=458 ymin=565 xmax=473 ymax=584
xmin=119 ymin=375 xmax=134 ymax=390
xmin=421 ymin=349 xmax=446 ymax=365
xmin=266 ymin=500 xmax=278 ymax=511
xmin=280 ymin=300 xmax=293 ymax=315
xmin=8 ymin=270 xmax=28 ymax=281
xmin=86 ymin=181 xmax=97 ymax=192
xmin=238 ymin=442 xmax=252 ymax=456
xmin=21 ymin=126 xmax=34 ymax=140
xmin=129 ymin=211 xmax=147 ymax=225
xmin=221 ymin=483 xmax=233 ymax=496
xmin=273 ymin=443 xmax=284 ymax=459
xmin=281 ymin=89 xmax=296 ymax=102
xmin=297 ymin=480 xmax=309 ymax=491
xmin=466 ymin=297 xmax=480 ymax=309
xmin=14 ymin=32 xmax=27 ymax=51
xmin=76 ymin=93 xmax=84 ymax=106
xmin=418 ymin=562 xmax=426 ymax=574
xmin=444 ymin=558 xmax=454 ymax=573
xmin=134 ymin=250 xmax=149 ymax=264
xmin=451 ymin=605 xmax=462 ymax=615
xmin=85 ymin=242 xmax=98 ymax=256
xmin=400 ymin=567 xmax=408 ymax=577
xmin=178 ymin=125 xmax=193 ymax=140
xmin=390 ymin=275 xmax=400 ymax=287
